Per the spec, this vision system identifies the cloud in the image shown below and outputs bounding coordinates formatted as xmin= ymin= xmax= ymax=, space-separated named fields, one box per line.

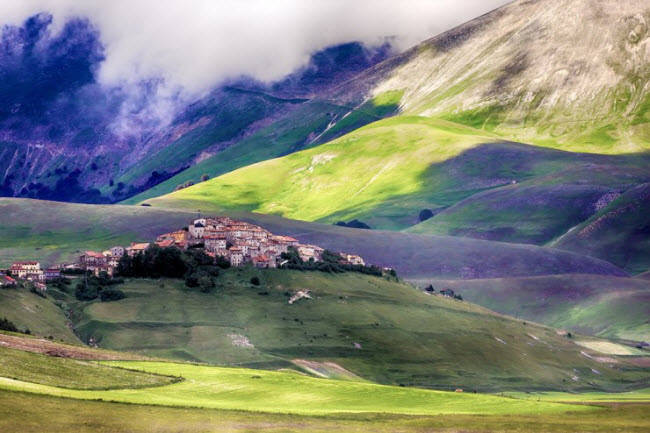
xmin=0 ymin=0 xmax=511 ymax=98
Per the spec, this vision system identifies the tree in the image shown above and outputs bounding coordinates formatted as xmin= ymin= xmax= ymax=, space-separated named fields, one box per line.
xmin=250 ymin=276 xmax=260 ymax=286
xmin=75 ymin=282 xmax=98 ymax=301
xmin=0 ymin=317 xmax=18 ymax=333
xmin=201 ymin=174 xmax=210 ymax=182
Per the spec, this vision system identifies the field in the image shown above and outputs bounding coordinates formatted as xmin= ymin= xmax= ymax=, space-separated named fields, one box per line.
xmin=1 ymin=390 xmax=649 ymax=433
xmin=417 ymin=274 xmax=650 ymax=341
xmin=0 ymin=197 xmax=626 ymax=280
xmin=0 ymin=360 xmax=594 ymax=415
xmin=507 ymin=388 xmax=650 ymax=403
xmin=0 ymin=330 xmax=648 ymax=432
xmin=63 ymin=270 xmax=650 ymax=391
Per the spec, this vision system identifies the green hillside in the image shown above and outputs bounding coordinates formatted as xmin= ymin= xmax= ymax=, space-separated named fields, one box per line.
xmin=0 ymin=287 xmax=79 ymax=343
xmin=68 ymin=269 xmax=648 ymax=392
xmin=553 ymin=183 xmax=650 ymax=275
xmin=414 ymin=274 xmax=650 ymax=341
xmin=124 ymin=93 xmax=401 ymax=205
xmin=0 ymin=346 xmax=175 ymax=390
xmin=142 ymin=116 xmax=650 ymax=260
xmin=0 ymin=198 xmax=625 ymax=280
xmin=407 ymin=148 xmax=650 ymax=245
xmin=143 ymin=116 xmax=500 ymax=227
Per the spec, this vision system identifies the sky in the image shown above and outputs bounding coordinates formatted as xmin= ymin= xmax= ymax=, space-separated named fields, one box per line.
xmin=0 ymin=0 xmax=512 ymax=98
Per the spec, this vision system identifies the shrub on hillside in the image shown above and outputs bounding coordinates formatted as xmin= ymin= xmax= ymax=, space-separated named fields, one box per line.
xmin=250 ymin=276 xmax=261 ymax=286
xmin=197 ymin=275 xmax=215 ymax=293
xmin=48 ymin=277 xmax=71 ymax=292
xmin=100 ymin=288 xmax=126 ymax=302
xmin=419 ymin=209 xmax=434 ymax=222
xmin=74 ymin=274 xmax=125 ymax=301
xmin=75 ymin=283 xmax=99 ymax=301
xmin=29 ymin=286 xmax=46 ymax=298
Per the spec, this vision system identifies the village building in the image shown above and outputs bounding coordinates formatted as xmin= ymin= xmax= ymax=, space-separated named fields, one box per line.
xmin=204 ymin=236 xmax=227 ymax=252
xmin=126 ymin=242 xmax=150 ymax=257
xmin=440 ymin=288 xmax=455 ymax=298
xmin=229 ymin=247 xmax=244 ymax=266
xmin=0 ymin=274 xmax=17 ymax=287
xmin=188 ymin=220 xmax=206 ymax=238
xmin=338 ymin=253 xmax=365 ymax=266
xmin=110 ymin=246 xmax=125 ymax=257
xmin=297 ymin=244 xmax=324 ymax=262
xmin=9 ymin=261 xmax=45 ymax=281
xmin=80 ymin=251 xmax=107 ymax=267
xmin=88 ymin=264 xmax=114 ymax=277
xmin=252 ymin=254 xmax=276 ymax=268
xmin=155 ymin=239 xmax=176 ymax=249
xmin=44 ymin=269 xmax=61 ymax=280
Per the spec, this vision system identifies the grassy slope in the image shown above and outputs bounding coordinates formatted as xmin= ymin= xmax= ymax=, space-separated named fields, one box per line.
xmin=413 ymin=275 xmax=650 ymax=341
xmin=142 ymin=117 xmax=650 ymax=252
xmin=554 ymin=183 xmax=650 ymax=275
xmin=0 ymin=347 xmax=175 ymax=390
xmin=2 ymin=390 xmax=649 ymax=433
xmin=0 ymin=360 xmax=594 ymax=416
xmin=0 ymin=287 xmax=79 ymax=343
xmin=143 ymin=116 xmax=501 ymax=226
xmin=407 ymin=148 xmax=650 ymax=244
xmin=0 ymin=198 xmax=625 ymax=280
xmin=111 ymin=89 xmax=305 ymax=190
xmin=70 ymin=270 xmax=647 ymax=392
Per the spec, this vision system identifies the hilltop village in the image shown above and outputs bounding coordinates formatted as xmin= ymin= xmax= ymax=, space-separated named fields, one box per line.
xmin=1 ymin=217 xmax=371 ymax=286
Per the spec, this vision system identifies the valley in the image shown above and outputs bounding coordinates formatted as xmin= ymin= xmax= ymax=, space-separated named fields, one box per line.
xmin=1 ymin=0 xmax=650 ymax=431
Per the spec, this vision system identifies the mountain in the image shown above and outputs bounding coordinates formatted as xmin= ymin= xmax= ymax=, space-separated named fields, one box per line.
xmin=139 ymin=0 xmax=650 ymax=274
xmin=330 ymin=0 xmax=650 ymax=153
xmin=0 ymin=13 xmax=393 ymax=203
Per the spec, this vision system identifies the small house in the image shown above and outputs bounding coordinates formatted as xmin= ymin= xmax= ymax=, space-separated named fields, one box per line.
xmin=440 ymin=288 xmax=455 ymax=298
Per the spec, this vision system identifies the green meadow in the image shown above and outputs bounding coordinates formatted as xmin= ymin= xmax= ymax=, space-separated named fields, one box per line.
xmin=2 ymin=389 xmax=649 ymax=433
xmin=0 ymin=360 xmax=593 ymax=416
